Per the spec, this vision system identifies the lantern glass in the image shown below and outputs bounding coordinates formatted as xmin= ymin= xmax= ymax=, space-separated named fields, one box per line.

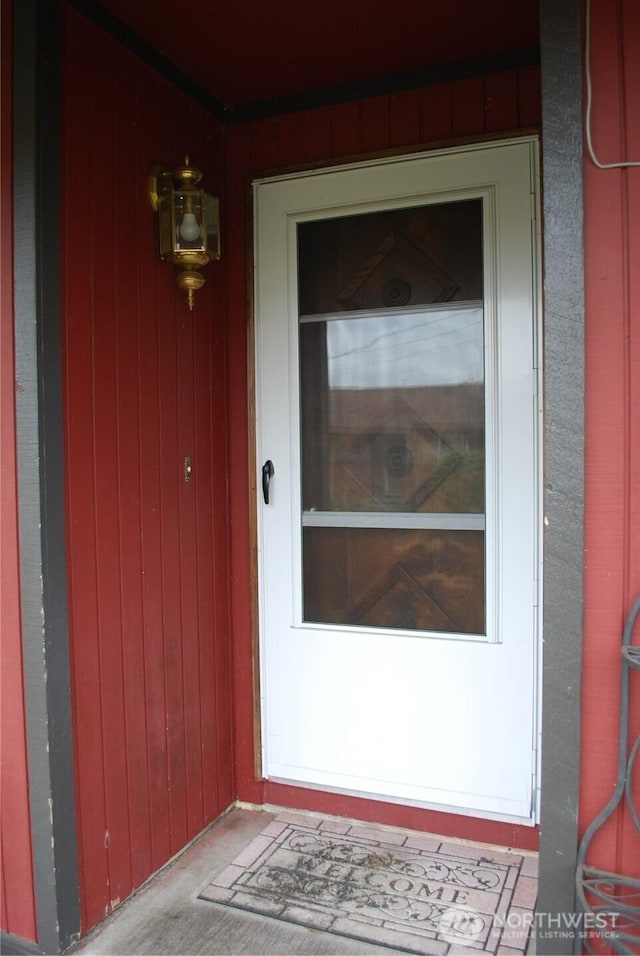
xmin=157 ymin=189 xmax=175 ymax=259
xmin=174 ymin=188 xmax=205 ymax=252
xmin=204 ymin=194 xmax=221 ymax=259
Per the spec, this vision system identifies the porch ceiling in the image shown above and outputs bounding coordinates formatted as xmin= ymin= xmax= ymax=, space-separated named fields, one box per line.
xmin=93 ymin=0 xmax=539 ymax=112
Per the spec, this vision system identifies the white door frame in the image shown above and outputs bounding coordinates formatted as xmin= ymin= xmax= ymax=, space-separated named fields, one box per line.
xmin=254 ymin=137 xmax=543 ymax=824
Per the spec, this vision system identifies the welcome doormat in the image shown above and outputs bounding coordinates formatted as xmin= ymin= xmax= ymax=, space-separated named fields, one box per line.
xmin=200 ymin=811 xmax=537 ymax=954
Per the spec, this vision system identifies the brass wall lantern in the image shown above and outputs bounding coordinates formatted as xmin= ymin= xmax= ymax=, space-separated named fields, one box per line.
xmin=149 ymin=156 xmax=220 ymax=310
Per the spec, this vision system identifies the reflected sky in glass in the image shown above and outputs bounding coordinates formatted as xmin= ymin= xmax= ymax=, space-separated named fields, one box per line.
xmin=326 ymin=306 xmax=484 ymax=389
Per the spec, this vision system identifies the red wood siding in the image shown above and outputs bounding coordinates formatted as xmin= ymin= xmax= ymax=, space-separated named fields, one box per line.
xmin=581 ymin=0 xmax=640 ymax=879
xmin=0 ymin=0 xmax=38 ymax=941
xmin=227 ymin=69 xmax=541 ymax=850
xmin=63 ymin=9 xmax=233 ymax=932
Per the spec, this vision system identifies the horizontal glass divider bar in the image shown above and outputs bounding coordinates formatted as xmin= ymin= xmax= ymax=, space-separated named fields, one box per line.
xmin=302 ymin=511 xmax=485 ymax=531
xmin=299 ymin=300 xmax=483 ymax=324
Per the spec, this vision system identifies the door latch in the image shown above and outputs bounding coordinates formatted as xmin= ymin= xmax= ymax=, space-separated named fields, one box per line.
xmin=262 ymin=460 xmax=274 ymax=503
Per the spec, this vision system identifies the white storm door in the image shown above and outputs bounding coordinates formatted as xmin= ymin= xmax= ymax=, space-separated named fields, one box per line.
xmin=255 ymin=139 xmax=540 ymax=822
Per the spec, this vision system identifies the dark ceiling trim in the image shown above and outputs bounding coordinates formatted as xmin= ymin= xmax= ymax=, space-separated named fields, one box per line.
xmin=65 ymin=0 xmax=539 ymax=126
xmin=66 ymin=0 xmax=228 ymax=121
xmin=227 ymin=46 xmax=541 ymax=124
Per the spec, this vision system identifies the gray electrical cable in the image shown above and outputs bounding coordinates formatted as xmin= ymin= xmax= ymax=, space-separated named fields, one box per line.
xmin=584 ymin=0 xmax=640 ymax=169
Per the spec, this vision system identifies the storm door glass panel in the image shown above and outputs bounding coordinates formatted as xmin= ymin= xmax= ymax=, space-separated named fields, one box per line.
xmin=298 ymin=200 xmax=485 ymax=634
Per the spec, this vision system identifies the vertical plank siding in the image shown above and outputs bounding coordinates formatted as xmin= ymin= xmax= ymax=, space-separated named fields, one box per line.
xmin=63 ymin=9 xmax=232 ymax=931
xmin=581 ymin=0 xmax=640 ymax=879
xmin=0 ymin=0 xmax=38 ymax=941
xmin=227 ymin=68 xmax=542 ymax=848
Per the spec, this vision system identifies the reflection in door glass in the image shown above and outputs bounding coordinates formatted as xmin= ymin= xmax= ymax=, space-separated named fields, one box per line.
xmin=326 ymin=307 xmax=484 ymax=389
xmin=298 ymin=201 xmax=486 ymax=635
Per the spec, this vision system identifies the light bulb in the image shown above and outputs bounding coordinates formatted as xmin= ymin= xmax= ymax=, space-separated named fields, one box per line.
xmin=179 ymin=212 xmax=201 ymax=242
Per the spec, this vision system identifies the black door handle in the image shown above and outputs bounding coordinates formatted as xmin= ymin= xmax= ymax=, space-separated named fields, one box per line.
xmin=262 ymin=460 xmax=274 ymax=504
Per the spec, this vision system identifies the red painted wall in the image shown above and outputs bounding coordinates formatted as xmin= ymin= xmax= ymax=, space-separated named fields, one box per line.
xmin=63 ymin=9 xmax=233 ymax=932
xmin=226 ymin=68 xmax=542 ymax=851
xmin=580 ymin=0 xmax=640 ymax=879
xmin=0 ymin=0 xmax=38 ymax=943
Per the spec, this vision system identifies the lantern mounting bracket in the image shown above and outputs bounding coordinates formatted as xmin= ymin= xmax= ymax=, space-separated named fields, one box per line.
xmin=148 ymin=164 xmax=172 ymax=212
